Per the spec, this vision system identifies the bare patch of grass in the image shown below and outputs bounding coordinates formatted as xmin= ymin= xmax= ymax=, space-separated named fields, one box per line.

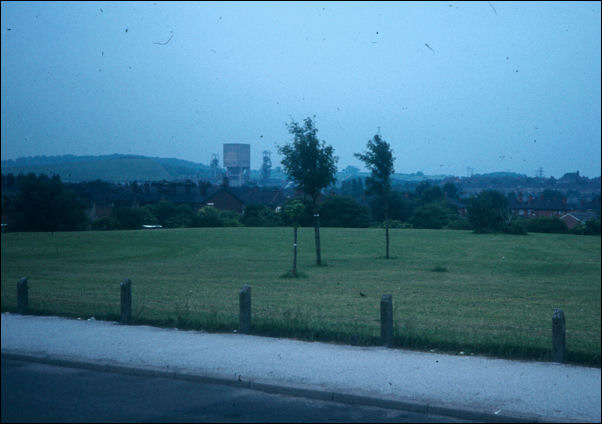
xmin=430 ymin=265 xmax=449 ymax=272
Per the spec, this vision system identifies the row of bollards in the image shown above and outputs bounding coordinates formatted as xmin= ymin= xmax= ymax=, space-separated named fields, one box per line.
xmin=15 ymin=278 xmax=567 ymax=362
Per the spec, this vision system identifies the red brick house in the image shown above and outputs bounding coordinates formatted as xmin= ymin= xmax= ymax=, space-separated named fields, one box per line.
xmin=559 ymin=212 xmax=598 ymax=230
xmin=508 ymin=193 xmax=572 ymax=218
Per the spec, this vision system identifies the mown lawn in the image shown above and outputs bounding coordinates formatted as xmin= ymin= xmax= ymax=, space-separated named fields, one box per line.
xmin=1 ymin=227 xmax=600 ymax=366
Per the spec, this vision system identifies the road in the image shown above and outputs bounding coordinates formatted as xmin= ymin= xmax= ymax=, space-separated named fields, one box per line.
xmin=1 ymin=358 xmax=471 ymax=423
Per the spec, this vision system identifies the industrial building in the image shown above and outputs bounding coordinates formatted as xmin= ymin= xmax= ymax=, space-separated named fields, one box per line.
xmin=223 ymin=143 xmax=250 ymax=187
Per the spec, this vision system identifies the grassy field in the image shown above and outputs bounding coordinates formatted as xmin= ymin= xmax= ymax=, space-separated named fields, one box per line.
xmin=1 ymin=227 xmax=600 ymax=366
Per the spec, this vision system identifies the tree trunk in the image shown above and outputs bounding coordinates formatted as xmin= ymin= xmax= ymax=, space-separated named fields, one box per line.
xmin=385 ymin=207 xmax=390 ymax=259
xmin=292 ymin=224 xmax=298 ymax=276
xmin=314 ymin=202 xmax=322 ymax=266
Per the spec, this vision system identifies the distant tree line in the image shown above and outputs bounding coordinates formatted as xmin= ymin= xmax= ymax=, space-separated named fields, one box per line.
xmin=1 ymin=173 xmax=88 ymax=232
xmin=2 ymin=172 xmax=599 ymax=236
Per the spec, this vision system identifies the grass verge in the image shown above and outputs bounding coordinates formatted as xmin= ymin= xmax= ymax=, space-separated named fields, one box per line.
xmin=2 ymin=227 xmax=600 ymax=366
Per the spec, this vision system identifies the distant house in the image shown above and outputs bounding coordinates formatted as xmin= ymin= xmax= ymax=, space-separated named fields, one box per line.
xmin=559 ymin=212 xmax=598 ymax=230
xmin=71 ymin=181 xmax=246 ymax=221
xmin=135 ymin=185 xmax=245 ymax=214
xmin=201 ymin=188 xmax=245 ymax=213
xmin=508 ymin=193 xmax=572 ymax=218
xmin=230 ymin=187 xmax=290 ymax=212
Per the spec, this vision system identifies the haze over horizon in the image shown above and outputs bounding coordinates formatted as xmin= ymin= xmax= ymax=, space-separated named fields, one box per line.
xmin=1 ymin=1 xmax=601 ymax=179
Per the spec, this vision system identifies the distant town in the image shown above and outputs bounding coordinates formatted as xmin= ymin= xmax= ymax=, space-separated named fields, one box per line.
xmin=1 ymin=149 xmax=600 ymax=234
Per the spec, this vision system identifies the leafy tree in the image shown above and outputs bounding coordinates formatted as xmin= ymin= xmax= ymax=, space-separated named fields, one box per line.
xmin=414 ymin=181 xmax=432 ymax=198
xmin=280 ymin=198 xmax=314 ymax=227
xmin=419 ymin=185 xmax=444 ymax=205
xmin=467 ymin=190 xmax=509 ymax=233
xmin=318 ymin=195 xmax=370 ymax=228
xmin=355 ymin=134 xmax=395 ymax=258
xmin=410 ymin=201 xmax=452 ymax=229
xmin=112 ymin=206 xmax=159 ymax=230
xmin=5 ymin=173 xmax=88 ymax=232
xmin=278 ymin=117 xmax=338 ymax=265
xmin=165 ymin=204 xmax=193 ymax=228
xmin=442 ymin=182 xmax=461 ymax=199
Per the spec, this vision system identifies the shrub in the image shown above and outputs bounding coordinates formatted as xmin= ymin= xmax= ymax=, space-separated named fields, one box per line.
xmin=164 ymin=213 xmax=191 ymax=228
xmin=112 ymin=206 xmax=159 ymax=230
xmin=410 ymin=202 xmax=452 ymax=229
xmin=524 ymin=217 xmax=568 ymax=234
xmin=218 ymin=210 xmax=242 ymax=227
xmin=91 ymin=216 xmax=120 ymax=231
xmin=467 ymin=190 xmax=509 ymax=233
xmin=445 ymin=216 xmax=473 ymax=230
xmin=504 ymin=218 xmax=528 ymax=235
xmin=240 ymin=204 xmax=282 ymax=227
xmin=584 ymin=218 xmax=601 ymax=235
xmin=571 ymin=218 xmax=601 ymax=236
xmin=318 ymin=195 xmax=370 ymax=228
xmin=145 ymin=201 xmax=186 ymax=228
xmin=191 ymin=206 xmax=224 ymax=227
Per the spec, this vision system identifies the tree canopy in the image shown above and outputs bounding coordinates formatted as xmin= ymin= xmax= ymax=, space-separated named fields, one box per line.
xmin=354 ymin=134 xmax=395 ymax=201
xmin=278 ymin=117 xmax=338 ymax=204
xmin=4 ymin=173 xmax=88 ymax=232
xmin=355 ymin=134 xmax=395 ymax=257
xmin=467 ymin=190 xmax=509 ymax=233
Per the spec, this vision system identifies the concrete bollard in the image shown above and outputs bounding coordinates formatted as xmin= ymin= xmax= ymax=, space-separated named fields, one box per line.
xmin=239 ymin=285 xmax=251 ymax=334
xmin=120 ymin=278 xmax=132 ymax=325
xmin=552 ymin=308 xmax=566 ymax=363
xmin=17 ymin=277 xmax=28 ymax=315
xmin=380 ymin=294 xmax=393 ymax=347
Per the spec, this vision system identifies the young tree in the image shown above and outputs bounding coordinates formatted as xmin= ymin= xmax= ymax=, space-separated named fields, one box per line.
xmin=278 ymin=117 xmax=338 ymax=265
xmin=284 ymin=200 xmax=305 ymax=277
xmin=355 ymin=134 xmax=395 ymax=258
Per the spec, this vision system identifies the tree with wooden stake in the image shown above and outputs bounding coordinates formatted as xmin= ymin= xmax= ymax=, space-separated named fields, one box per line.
xmin=278 ymin=117 xmax=338 ymax=266
xmin=355 ymin=134 xmax=395 ymax=258
xmin=284 ymin=200 xmax=305 ymax=277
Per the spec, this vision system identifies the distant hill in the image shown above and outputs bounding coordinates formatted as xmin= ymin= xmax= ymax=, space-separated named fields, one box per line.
xmin=474 ymin=171 xmax=528 ymax=178
xmin=1 ymin=154 xmax=212 ymax=183
xmin=1 ymin=154 xmax=451 ymax=184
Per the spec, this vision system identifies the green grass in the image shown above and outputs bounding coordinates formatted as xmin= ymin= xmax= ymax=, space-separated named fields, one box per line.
xmin=1 ymin=227 xmax=600 ymax=366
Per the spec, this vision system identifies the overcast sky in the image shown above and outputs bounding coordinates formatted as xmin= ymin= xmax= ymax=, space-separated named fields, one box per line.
xmin=1 ymin=1 xmax=601 ymax=178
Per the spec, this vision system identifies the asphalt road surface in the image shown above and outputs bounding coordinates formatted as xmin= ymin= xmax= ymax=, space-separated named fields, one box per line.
xmin=1 ymin=358 xmax=473 ymax=423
